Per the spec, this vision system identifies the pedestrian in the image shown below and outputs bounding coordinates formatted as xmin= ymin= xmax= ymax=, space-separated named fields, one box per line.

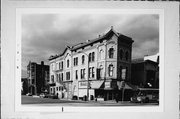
xmin=115 ymin=93 xmax=119 ymax=103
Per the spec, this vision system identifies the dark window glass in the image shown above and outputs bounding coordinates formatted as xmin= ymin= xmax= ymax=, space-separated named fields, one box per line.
xmin=82 ymin=55 xmax=85 ymax=64
xmin=109 ymin=48 xmax=114 ymax=58
xmin=120 ymin=49 xmax=123 ymax=60
xmin=125 ymin=51 xmax=129 ymax=61
xmin=92 ymin=52 xmax=95 ymax=61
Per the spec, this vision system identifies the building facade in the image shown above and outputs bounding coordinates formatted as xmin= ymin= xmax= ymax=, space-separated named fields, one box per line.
xmin=49 ymin=27 xmax=134 ymax=100
xmin=131 ymin=54 xmax=159 ymax=89
xmin=27 ymin=61 xmax=49 ymax=95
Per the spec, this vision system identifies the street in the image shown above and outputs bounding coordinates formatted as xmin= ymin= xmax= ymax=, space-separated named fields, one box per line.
xmin=22 ymin=95 xmax=159 ymax=106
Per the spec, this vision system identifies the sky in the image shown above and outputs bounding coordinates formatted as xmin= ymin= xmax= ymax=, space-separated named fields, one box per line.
xmin=21 ymin=14 xmax=159 ymax=78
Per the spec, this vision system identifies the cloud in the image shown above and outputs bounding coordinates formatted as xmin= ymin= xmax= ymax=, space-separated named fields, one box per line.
xmin=21 ymin=13 xmax=159 ymax=78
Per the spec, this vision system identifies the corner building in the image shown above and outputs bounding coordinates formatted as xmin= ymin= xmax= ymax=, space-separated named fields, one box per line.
xmin=49 ymin=27 xmax=134 ymax=100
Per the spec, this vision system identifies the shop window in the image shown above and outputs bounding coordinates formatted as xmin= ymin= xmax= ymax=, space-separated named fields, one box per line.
xmin=109 ymin=48 xmax=114 ymax=58
xmin=108 ymin=64 xmax=114 ymax=77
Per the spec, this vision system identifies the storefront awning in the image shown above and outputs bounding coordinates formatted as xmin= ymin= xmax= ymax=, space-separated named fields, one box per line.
xmin=117 ymin=82 xmax=134 ymax=90
xmin=90 ymin=80 xmax=104 ymax=89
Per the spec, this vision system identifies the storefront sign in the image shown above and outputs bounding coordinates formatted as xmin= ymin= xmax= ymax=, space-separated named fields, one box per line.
xmin=121 ymin=69 xmax=126 ymax=80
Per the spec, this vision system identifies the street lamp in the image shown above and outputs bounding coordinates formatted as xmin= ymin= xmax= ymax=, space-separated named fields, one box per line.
xmin=78 ymin=51 xmax=89 ymax=101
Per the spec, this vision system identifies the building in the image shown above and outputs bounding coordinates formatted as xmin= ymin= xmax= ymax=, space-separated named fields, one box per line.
xmin=27 ymin=61 xmax=49 ymax=95
xmin=131 ymin=54 xmax=159 ymax=88
xmin=48 ymin=27 xmax=134 ymax=100
xmin=21 ymin=78 xmax=28 ymax=95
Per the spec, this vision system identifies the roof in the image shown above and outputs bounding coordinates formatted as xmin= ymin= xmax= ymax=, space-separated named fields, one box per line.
xmin=49 ymin=27 xmax=133 ymax=61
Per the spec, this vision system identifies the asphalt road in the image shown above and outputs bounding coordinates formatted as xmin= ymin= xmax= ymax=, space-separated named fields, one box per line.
xmin=22 ymin=95 xmax=159 ymax=106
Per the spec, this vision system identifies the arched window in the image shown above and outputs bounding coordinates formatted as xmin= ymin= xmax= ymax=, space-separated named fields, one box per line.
xmin=125 ymin=51 xmax=129 ymax=61
xmin=89 ymin=53 xmax=92 ymax=62
xmin=109 ymin=48 xmax=114 ymax=58
xmin=120 ymin=49 xmax=123 ymax=60
xmin=82 ymin=55 xmax=85 ymax=64
xmin=99 ymin=50 xmax=103 ymax=60
xmin=67 ymin=59 xmax=69 ymax=68
xmin=92 ymin=52 xmax=95 ymax=61
xmin=100 ymin=65 xmax=103 ymax=78
xmin=108 ymin=64 xmax=114 ymax=77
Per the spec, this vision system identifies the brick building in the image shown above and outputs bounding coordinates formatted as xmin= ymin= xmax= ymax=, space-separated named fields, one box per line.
xmin=48 ymin=27 xmax=134 ymax=100
xmin=27 ymin=61 xmax=49 ymax=95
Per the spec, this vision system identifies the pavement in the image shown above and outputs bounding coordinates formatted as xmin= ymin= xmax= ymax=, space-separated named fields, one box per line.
xmin=22 ymin=95 xmax=159 ymax=106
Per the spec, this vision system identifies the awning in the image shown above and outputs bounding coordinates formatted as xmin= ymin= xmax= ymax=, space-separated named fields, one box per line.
xmin=117 ymin=81 xmax=134 ymax=90
xmin=90 ymin=80 xmax=104 ymax=89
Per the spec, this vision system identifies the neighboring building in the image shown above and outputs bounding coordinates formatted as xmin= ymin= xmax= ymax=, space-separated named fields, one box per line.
xmin=21 ymin=78 xmax=28 ymax=95
xmin=131 ymin=54 xmax=159 ymax=88
xmin=27 ymin=61 xmax=49 ymax=95
xmin=48 ymin=27 xmax=134 ymax=100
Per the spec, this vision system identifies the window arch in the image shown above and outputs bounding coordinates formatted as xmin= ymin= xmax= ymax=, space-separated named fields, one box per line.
xmin=125 ymin=51 xmax=129 ymax=61
xmin=120 ymin=49 xmax=123 ymax=60
xmin=109 ymin=48 xmax=114 ymax=58
xmin=108 ymin=64 xmax=114 ymax=77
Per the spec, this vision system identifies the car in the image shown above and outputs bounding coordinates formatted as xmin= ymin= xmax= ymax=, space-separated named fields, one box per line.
xmin=26 ymin=93 xmax=32 ymax=96
xmin=130 ymin=88 xmax=159 ymax=103
xmin=39 ymin=93 xmax=45 ymax=98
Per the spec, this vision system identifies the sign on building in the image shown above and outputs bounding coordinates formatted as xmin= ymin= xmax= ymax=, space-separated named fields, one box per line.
xmin=121 ymin=68 xmax=126 ymax=80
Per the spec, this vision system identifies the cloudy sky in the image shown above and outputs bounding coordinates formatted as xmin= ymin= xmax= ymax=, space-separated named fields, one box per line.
xmin=22 ymin=13 xmax=159 ymax=78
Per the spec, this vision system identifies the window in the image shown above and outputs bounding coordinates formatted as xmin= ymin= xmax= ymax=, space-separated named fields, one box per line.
xmin=62 ymin=62 xmax=63 ymax=69
xmin=56 ymin=74 xmax=58 ymax=82
xmin=82 ymin=55 xmax=85 ymax=64
xmin=99 ymin=50 xmax=103 ymax=60
xmin=67 ymin=60 xmax=69 ymax=68
xmin=92 ymin=67 xmax=95 ymax=78
xmin=89 ymin=67 xmax=95 ymax=78
xmin=108 ymin=64 xmax=114 ymax=77
xmin=56 ymin=87 xmax=58 ymax=91
xmin=89 ymin=52 xmax=95 ymax=62
xmin=120 ymin=49 xmax=123 ymax=60
xmin=81 ymin=69 xmax=85 ymax=79
xmin=59 ymin=87 xmax=61 ymax=91
xmin=109 ymin=48 xmax=114 ymax=58
xmin=92 ymin=52 xmax=95 ymax=61
xmin=75 ymin=70 xmax=78 ymax=80
xmin=66 ymin=72 xmax=70 ymax=80
xmin=51 ymin=75 xmax=54 ymax=83
xmin=125 ymin=51 xmax=129 ymax=61
xmin=89 ymin=53 xmax=92 ymax=62
xmin=59 ymin=74 xmax=61 ymax=82
xmin=74 ymin=57 xmax=78 ymax=66
xmin=99 ymin=65 xmax=103 ymax=78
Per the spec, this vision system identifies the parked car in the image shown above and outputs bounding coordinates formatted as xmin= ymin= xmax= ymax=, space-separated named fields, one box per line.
xmin=39 ymin=93 xmax=46 ymax=98
xmin=130 ymin=88 xmax=159 ymax=103
xmin=26 ymin=93 xmax=32 ymax=96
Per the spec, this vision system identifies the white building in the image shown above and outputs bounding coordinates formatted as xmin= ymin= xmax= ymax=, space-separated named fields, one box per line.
xmin=48 ymin=27 xmax=134 ymax=100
